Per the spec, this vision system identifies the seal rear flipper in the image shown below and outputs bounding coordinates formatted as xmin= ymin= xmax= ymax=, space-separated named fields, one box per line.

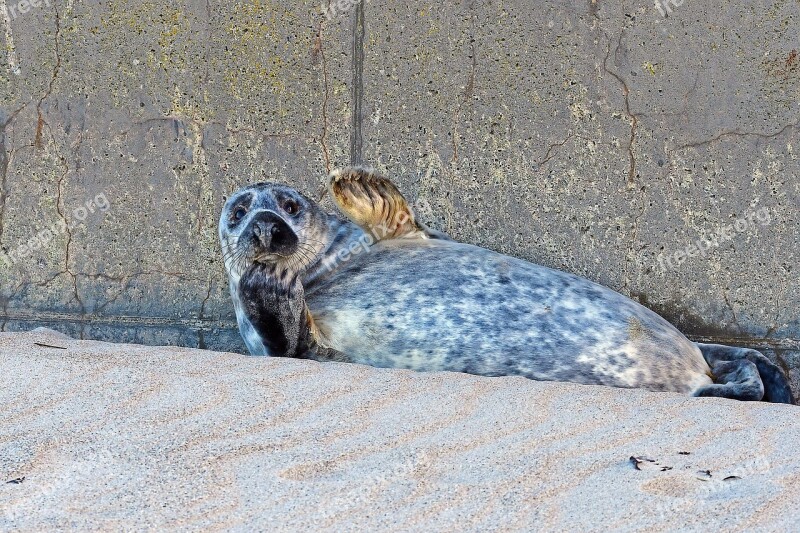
xmin=694 ymin=343 xmax=794 ymax=404
xmin=328 ymin=167 xmax=451 ymax=241
xmin=693 ymin=359 xmax=764 ymax=401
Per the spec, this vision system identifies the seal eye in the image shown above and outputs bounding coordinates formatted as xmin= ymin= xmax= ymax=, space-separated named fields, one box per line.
xmin=282 ymin=199 xmax=300 ymax=216
xmin=233 ymin=207 xmax=247 ymax=222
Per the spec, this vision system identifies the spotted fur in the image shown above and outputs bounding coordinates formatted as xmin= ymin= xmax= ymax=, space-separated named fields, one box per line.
xmin=307 ymin=238 xmax=714 ymax=393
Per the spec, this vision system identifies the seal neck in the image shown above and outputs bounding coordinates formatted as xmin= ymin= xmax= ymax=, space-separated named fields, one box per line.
xmin=301 ymin=212 xmax=367 ymax=289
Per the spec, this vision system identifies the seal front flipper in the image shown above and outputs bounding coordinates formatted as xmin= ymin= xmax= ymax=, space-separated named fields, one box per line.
xmin=693 ymin=343 xmax=794 ymax=404
xmin=239 ymin=264 xmax=347 ymax=362
xmin=328 ymin=167 xmax=451 ymax=241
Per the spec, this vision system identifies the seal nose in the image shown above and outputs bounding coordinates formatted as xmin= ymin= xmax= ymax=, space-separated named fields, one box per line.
xmin=252 ymin=219 xmax=281 ymax=245
xmin=247 ymin=211 xmax=299 ymax=256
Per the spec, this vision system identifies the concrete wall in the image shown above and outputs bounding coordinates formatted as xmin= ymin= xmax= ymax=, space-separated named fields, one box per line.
xmin=1 ymin=0 xmax=798 ymax=394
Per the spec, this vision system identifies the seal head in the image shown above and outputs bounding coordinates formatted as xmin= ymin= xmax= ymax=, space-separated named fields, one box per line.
xmin=219 ymin=181 xmax=366 ymax=357
xmin=219 ymin=183 xmax=332 ymax=287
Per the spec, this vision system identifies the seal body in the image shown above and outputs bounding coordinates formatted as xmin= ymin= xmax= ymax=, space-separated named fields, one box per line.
xmin=306 ymin=238 xmax=713 ymax=393
xmin=219 ymin=168 xmax=794 ymax=403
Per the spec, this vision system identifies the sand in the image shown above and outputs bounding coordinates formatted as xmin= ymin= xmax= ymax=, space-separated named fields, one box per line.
xmin=1 ymin=328 xmax=798 ymax=532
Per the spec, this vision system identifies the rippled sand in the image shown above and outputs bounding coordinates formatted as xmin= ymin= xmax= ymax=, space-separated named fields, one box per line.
xmin=1 ymin=328 xmax=798 ymax=531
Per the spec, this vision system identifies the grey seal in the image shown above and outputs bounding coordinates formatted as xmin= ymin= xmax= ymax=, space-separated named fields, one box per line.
xmin=218 ymin=167 xmax=793 ymax=403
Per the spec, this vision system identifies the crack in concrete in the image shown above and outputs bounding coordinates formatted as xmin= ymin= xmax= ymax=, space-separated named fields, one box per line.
xmin=537 ymin=132 xmax=575 ymax=167
xmin=118 ymin=116 xmax=192 ymax=137
xmin=203 ymin=0 xmax=213 ymax=88
xmin=636 ymin=65 xmax=701 ymax=125
xmin=118 ymin=117 xmax=299 ymax=152
xmin=70 ymin=128 xmax=85 ymax=173
xmin=662 ymin=119 xmax=794 ymax=334
xmin=313 ymin=18 xmax=332 ymax=174
xmin=451 ymin=38 xmax=477 ymax=165
xmin=722 ymin=288 xmax=743 ymax=333
xmin=0 ymin=104 xmax=27 ymax=248
xmin=91 ymin=279 xmax=143 ymax=317
xmin=52 ymin=146 xmax=87 ymax=339
xmin=197 ymin=279 xmax=214 ymax=349
xmin=536 ymin=134 xmax=622 ymax=170
xmin=198 ymin=279 xmax=213 ymax=320
xmin=599 ymin=22 xmax=646 ymax=293
xmin=217 ymin=124 xmax=296 ymax=139
xmin=0 ymin=117 xmax=11 ymax=249
xmin=622 ymin=198 xmax=646 ymax=295
xmin=186 ymin=121 xmax=211 ymax=237
xmin=765 ymin=306 xmax=782 ymax=340
xmin=764 ymin=258 xmax=790 ymax=340
xmin=0 ymin=0 xmax=20 ymax=75
xmin=33 ymin=3 xmax=86 ymax=338
xmin=35 ymin=2 xmax=62 ymax=149
xmin=588 ymin=0 xmax=599 ymax=18
xmin=601 ymin=29 xmax=639 ymax=186
xmin=350 ymin=0 xmax=365 ymax=165
xmin=676 ymin=122 xmax=798 ymax=151
xmin=0 ymin=141 xmax=34 ymax=333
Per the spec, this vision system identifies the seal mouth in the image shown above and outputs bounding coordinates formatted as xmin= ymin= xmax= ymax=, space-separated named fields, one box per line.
xmin=245 ymin=210 xmax=300 ymax=260
xmin=253 ymin=251 xmax=293 ymax=263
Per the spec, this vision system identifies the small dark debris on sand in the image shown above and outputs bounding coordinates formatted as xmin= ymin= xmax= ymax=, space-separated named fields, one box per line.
xmin=630 ymin=456 xmax=656 ymax=470
xmin=696 ymin=470 xmax=713 ymax=481
xmin=34 ymin=342 xmax=68 ymax=350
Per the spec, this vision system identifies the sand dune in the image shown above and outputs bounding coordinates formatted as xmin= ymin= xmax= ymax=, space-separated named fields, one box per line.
xmin=1 ymin=329 xmax=798 ymax=531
